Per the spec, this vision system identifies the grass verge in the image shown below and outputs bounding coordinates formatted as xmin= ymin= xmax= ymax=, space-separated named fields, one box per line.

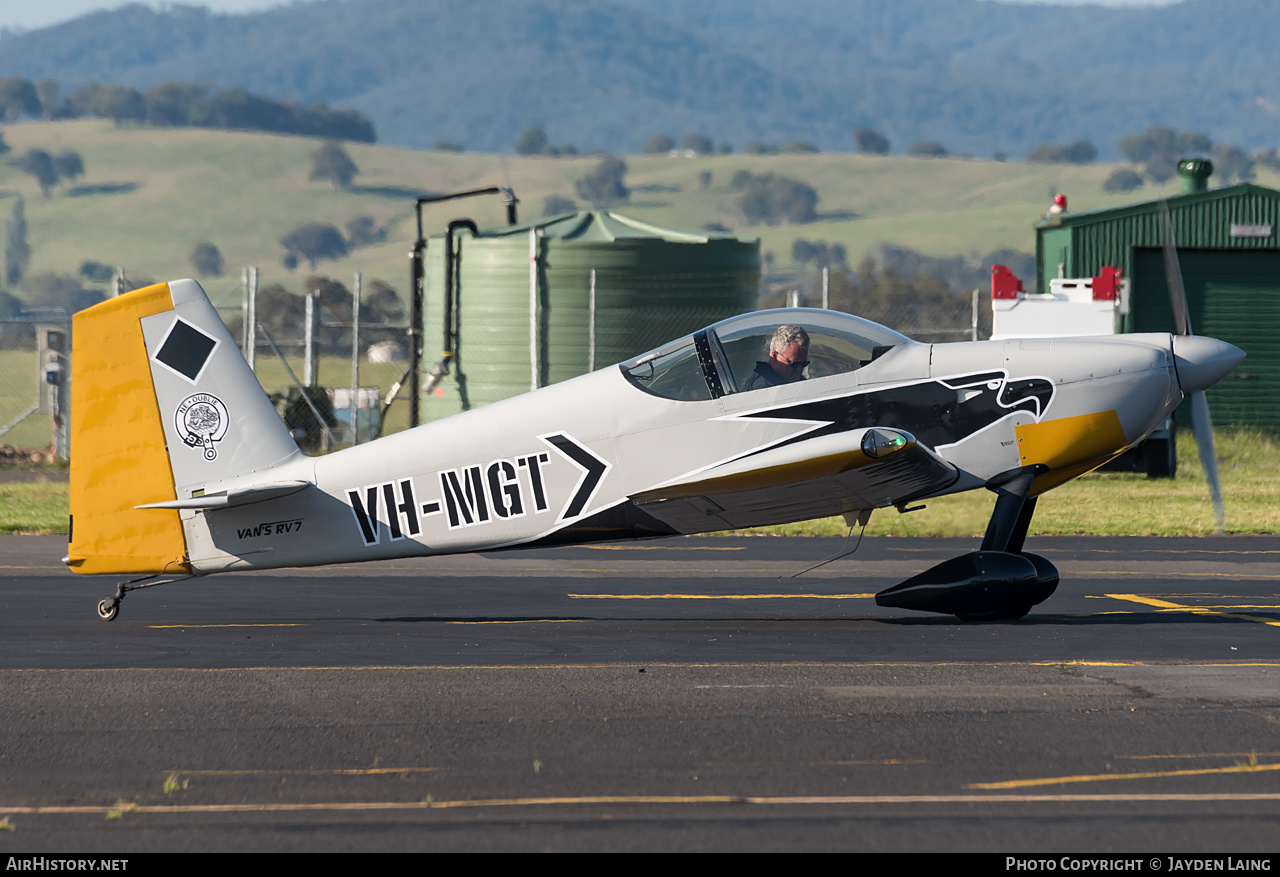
xmin=1 ymin=431 xmax=1274 ymax=537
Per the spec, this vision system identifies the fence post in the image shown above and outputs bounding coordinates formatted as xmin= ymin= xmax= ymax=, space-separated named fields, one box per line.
xmin=972 ymin=287 xmax=980 ymax=342
xmin=303 ymin=291 xmax=316 ymax=387
xmin=246 ymin=266 xmax=258 ymax=372
xmin=350 ymin=272 xmax=361 ymax=445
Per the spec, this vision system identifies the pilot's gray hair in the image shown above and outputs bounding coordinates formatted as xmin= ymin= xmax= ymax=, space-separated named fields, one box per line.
xmin=769 ymin=324 xmax=810 ymax=354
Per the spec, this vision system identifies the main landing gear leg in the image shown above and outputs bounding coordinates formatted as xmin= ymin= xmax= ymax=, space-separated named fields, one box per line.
xmin=875 ymin=465 xmax=1059 ymax=620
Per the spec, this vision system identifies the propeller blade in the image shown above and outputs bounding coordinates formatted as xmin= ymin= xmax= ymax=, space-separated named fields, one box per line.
xmin=1159 ymin=200 xmax=1192 ymax=336
xmin=1189 ymin=389 xmax=1225 ymax=534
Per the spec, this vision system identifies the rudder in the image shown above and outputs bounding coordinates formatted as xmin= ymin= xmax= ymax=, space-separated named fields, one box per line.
xmin=67 ymin=279 xmax=299 ymax=575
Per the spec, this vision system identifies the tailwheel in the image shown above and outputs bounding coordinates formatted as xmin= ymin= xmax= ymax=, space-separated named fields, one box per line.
xmin=96 ymin=598 xmax=120 ymax=621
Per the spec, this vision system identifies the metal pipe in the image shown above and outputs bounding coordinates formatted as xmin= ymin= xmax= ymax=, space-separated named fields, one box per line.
xmin=529 ymin=227 xmax=538 ymax=391
xmin=408 ymin=187 xmax=519 ymax=428
xmin=588 ymin=268 xmax=596 ymax=372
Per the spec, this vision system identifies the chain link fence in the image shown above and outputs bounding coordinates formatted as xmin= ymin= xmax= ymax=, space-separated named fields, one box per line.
xmin=1 ymin=266 xmax=996 ymax=459
xmin=0 ymin=310 xmax=69 ymax=462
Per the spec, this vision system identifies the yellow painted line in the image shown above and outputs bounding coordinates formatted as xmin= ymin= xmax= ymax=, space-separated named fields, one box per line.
xmin=889 ymin=548 xmax=1280 ymax=556
xmin=1118 ymin=752 xmax=1280 ymax=761
xmin=446 ymin=619 xmax=591 ymax=625
xmin=6 ymin=792 xmax=1280 ymax=816
xmin=4 ymin=660 xmax=1280 ymax=674
xmin=146 ymin=623 xmax=306 ymax=629
xmin=582 ymin=545 xmax=744 ymax=551
xmin=568 ymin=593 xmax=877 ymax=600
xmin=1104 ymin=593 xmax=1280 ymax=627
xmin=1088 ymin=571 xmax=1280 ymax=580
xmin=170 ymin=767 xmax=442 ymax=776
xmin=818 ymin=759 xmax=926 ymax=765
xmin=970 ymin=761 xmax=1280 ymax=790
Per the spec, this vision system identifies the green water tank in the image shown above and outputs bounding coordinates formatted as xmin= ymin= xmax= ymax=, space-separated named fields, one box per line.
xmin=420 ymin=211 xmax=760 ymax=420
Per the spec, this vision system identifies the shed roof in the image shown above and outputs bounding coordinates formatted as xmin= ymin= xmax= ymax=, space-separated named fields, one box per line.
xmin=1034 ymin=183 xmax=1280 ymax=232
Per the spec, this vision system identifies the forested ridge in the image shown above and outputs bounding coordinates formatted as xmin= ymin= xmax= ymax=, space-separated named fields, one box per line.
xmin=1 ymin=0 xmax=1277 ymax=157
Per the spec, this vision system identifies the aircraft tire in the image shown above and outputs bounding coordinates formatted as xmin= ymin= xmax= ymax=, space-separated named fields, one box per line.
xmin=97 ymin=599 xmax=119 ymax=622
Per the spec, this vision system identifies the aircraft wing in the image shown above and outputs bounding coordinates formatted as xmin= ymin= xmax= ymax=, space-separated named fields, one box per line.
xmin=629 ymin=428 xmax=960 ymax=533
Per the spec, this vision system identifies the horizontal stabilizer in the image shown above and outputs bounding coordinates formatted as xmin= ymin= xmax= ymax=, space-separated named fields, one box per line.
xmin=135 ymin=481 xmax=310 ymax=510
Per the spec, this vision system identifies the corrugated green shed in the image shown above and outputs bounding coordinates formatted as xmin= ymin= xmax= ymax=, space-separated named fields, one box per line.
xmin=1034 ymin=183 xmax=1280 ymax=430
xmin=421 ymin=210 xmax=760 ymax=421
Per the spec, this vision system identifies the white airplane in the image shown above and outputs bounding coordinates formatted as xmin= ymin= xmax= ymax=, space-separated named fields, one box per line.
xmin=66 ymin=275 xmax=1242 ymax=622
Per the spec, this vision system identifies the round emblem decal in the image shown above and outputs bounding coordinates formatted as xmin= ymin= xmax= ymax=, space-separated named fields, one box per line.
xmin=175 ymin=393 xmax=229 ymax=461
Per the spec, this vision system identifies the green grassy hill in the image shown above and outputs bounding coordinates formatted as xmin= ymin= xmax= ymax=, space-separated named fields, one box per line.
xmin=8 ymin=119 xmax=1276 ymax=308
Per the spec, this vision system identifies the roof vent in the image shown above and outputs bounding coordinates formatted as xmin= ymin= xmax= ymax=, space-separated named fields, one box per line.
xmin=1178 ymin=158 xmax=1213 ymax=194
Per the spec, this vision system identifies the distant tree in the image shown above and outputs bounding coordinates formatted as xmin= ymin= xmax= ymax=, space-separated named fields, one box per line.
xmin=682 ymin=134 xmax=714 ymax=155
xmin=143 ymin=82 xmax=209 ymax=127
xmin=345 ymin=216 xmax=386 ymax=247
xmin=644 ymin=134 xmax=674 ymax=154
xmin=363 ymin=279 xmax=405 ymax=325
xmin=1144 ymin=153 xmax=1178 ymax=184
xmin=1254 ymin=148 xmax=1280 ymax=172
xmin=53 ymin=151 xmax=84 ymax=183
xmin=1027 ymin=140 xmax=1097 ymax=164
xmin=18 ymin=149 xmax=59 ymax=198
xmin=717 ymin=142 xmax=733 ymax=155
xmin=792 ymin=238 xmax=846 ymax=267
xmin=310 ymin=141 xmax=359 ymax=190
xmin=1211 ymin=144 xmax=1255 ymax=184
xmin=1103 ymin=168 xmax=1144 ymax=193
xmin=254 ymin=283 xmax=307 ymax=341
xmin=737 ymin=173 xmax=818 ymax=225
xmin=280 ymin=223 xmax=347 ymax=270
xmin=63 ymin=82 xmax=105 ymax=118
xmin=5 ymin=197 xmax=30 ymax=286
xmin=22 ymin=272 xmax=104 ymax=314
xmin=744 ymin=141 xmax=777 ymax=155
xmin=1118 ymin=127 xmax=1174 ymax=164
xmin=36 ymin=79 xmax=59 ymax=120
xmin=542 ymin=194 xmax=577 ymax=216
xmin=1175 ymin=130 xmax=1213 ymax=157
xmin=515 ymin=126 xmax=548 ymax=156
xmin=541 ymin=142 xmax=578 ymax=157
xmin=79 ymin=260 xmax=114 ymax=284
xmin=908 ymin=140 xmax=948 ymax=158
xmin=432 ymin=141 xmax=464 ymax=152
xmin=94 ymin=84 xmax=146 ymax=124
xmin=0 ymin=132 xmax=8 ymax=157
xmin=282 ymin=252 xmax=299 ymax=271
xmin=991 ymin=152 xmax=1008 ymax=162
xmin=189 ymin=242 xmax=224 ymax=277
xmin=1118 ymin=127 xmax=1215 ymax=184
xmin=698 ymin=170 xmax=712 ymax=191
xmin=729 ymin=169 xmax=754 ymax=191
xmin=0 ymin=77 xmax=40 ymax=122
xmin=779 ymin=140 xmax=819 ymax=154
xmin=852 ymin=128 xmax=890 ymax=155
xmin=574 ymin=157 xmax=629 ymax=207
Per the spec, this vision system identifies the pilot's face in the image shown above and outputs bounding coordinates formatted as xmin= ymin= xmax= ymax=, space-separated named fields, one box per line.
xmin=769 ymin=342 xmax=809 ymax=382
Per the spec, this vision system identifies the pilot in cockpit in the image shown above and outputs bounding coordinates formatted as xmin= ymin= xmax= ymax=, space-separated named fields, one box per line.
xmin=743 ymin=324 xmax=810 ymax=391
